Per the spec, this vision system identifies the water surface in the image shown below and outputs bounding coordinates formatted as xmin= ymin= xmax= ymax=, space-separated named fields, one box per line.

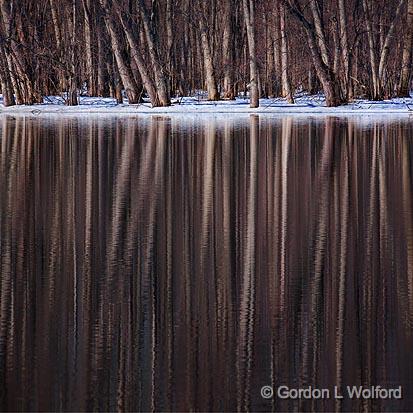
xmin=0 ymin=115 xmax=412 ymax=412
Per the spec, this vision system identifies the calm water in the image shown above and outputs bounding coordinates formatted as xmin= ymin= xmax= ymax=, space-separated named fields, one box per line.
xmin=0 ymin=115 xmax=413 ymax=412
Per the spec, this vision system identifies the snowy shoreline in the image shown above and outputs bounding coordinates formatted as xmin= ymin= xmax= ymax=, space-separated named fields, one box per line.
xmin=1 ymin=95 xmax=413 ymax=116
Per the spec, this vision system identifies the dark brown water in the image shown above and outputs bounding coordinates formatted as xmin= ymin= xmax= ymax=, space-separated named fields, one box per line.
xmin=1 ymin=115 xmax=413 ymax=412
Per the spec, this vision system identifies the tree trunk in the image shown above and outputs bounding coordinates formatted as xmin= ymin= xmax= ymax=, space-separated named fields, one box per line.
xmin=67 ymin=0 xmax=79 ymax=106
xmin=82 ymin=0 xmax=96 ymax=96
xmin=112 ymin=58 xmax=123 ymax=104
xmin=166 ymin=0 xmax=174 ymax=96
xmin=308 ymin=66 xmax=318 ymax=94
xmin=198 ymin=7 xmax=220 ymax=101
xmin=0 ymin=1 xmax=21 ymax=104
xmin=0 ymin=42 xmax=15 ymax=106
xmin=362 ymin=0 xmax=380 ymax=99
xmin=137 ymin=0 xmax=170 ymax=106
xmin=49 ymin=0 xmax=62 ymax=49
xmin=222 ymin=0 xmax=235 ymax=99
xmin=1 ymin=0 xmax=39 ymax=104
xmin=283 ymin=0 xmax=344 ymax=106
xmin=310 ymin=0 xmax=330 ymax=67
xmin=362 ymin=0 xmax=405 ymax=100
xmin=266 ymin=22 xmax=275 ymax=98
xmin=377 ymin=0 xmax=405 ymax=87
xmin=97 ymin=26 xmax=107 ymax=96
xmin=280 ymin=2 xmax=294 ymax=103
xmin=399 ymin=0 xmax=413 ymax=96
xmin=338 ymin=0 xmax=352 ymax=99
xmin=115 ymin=6 xmax=160 ymax=106
xmin=99 ymin=0 xmax=140 ymax=104
xmin=243 ymin=0 xmax=259 ymax=108
xmin=333 ymin=23 xmax=340 ymax=75
xmin=273 ymin=11 xmax=282 ymax=96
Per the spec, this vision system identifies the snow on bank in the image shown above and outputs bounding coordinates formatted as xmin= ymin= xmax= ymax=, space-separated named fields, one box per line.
xmin=1 ymin=95 xmax=413 ymax=115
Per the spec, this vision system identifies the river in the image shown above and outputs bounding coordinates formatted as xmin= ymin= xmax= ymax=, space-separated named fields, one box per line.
xmin=0 ymin=115 xmax=412 ymax=411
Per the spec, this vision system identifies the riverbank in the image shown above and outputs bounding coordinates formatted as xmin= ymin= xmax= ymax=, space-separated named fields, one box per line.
xmin=1 ymin=95 xmax=413 ymax=115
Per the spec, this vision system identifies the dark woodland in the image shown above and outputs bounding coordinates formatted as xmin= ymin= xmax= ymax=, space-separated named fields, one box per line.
xmin=0 ymin=0 xmax=412 ymax=108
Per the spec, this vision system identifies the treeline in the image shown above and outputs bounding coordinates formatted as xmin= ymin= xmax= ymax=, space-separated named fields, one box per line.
xmin=0 ymin=0 xmax=412 ymax=108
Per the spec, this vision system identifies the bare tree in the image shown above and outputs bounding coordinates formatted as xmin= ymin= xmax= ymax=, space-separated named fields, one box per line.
xmin=0 ymin=47 xmax=15 ymax=106
xmin=363 ymin=0 xmax=406 ymax=99
xmin=0 ymin=2 xmax=16 ymax=106
xmin=0 ymin=0 xmax=411 ymax=107
xmin=279 ymin=1 xmax=294 ymax=103
xmin=82 ymin=0 xmax=96 ymax=97
xmin=99 ymin=0 xmax=141 ymax=104
xmin=113 ymin=1 xmax=160 ymax=105
xmin=196 ymin=0 xmax=220 ymax=101
xmin=67 ymin=0 xmax=79 ymax=106
xmin=243 ymin=0 xmax=259 ymax=108
xmin=399 ymin=0 xmax=413 ymax=96
xmin=137 ymin=0 xmax=171 ymax=106
xmin=338 ymin=0 xmax=352 ymax=99
xmin=222 ymin=0 xmax=235 ymax=99
xmin=283 ymin=0 xmax=345 ymax=106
